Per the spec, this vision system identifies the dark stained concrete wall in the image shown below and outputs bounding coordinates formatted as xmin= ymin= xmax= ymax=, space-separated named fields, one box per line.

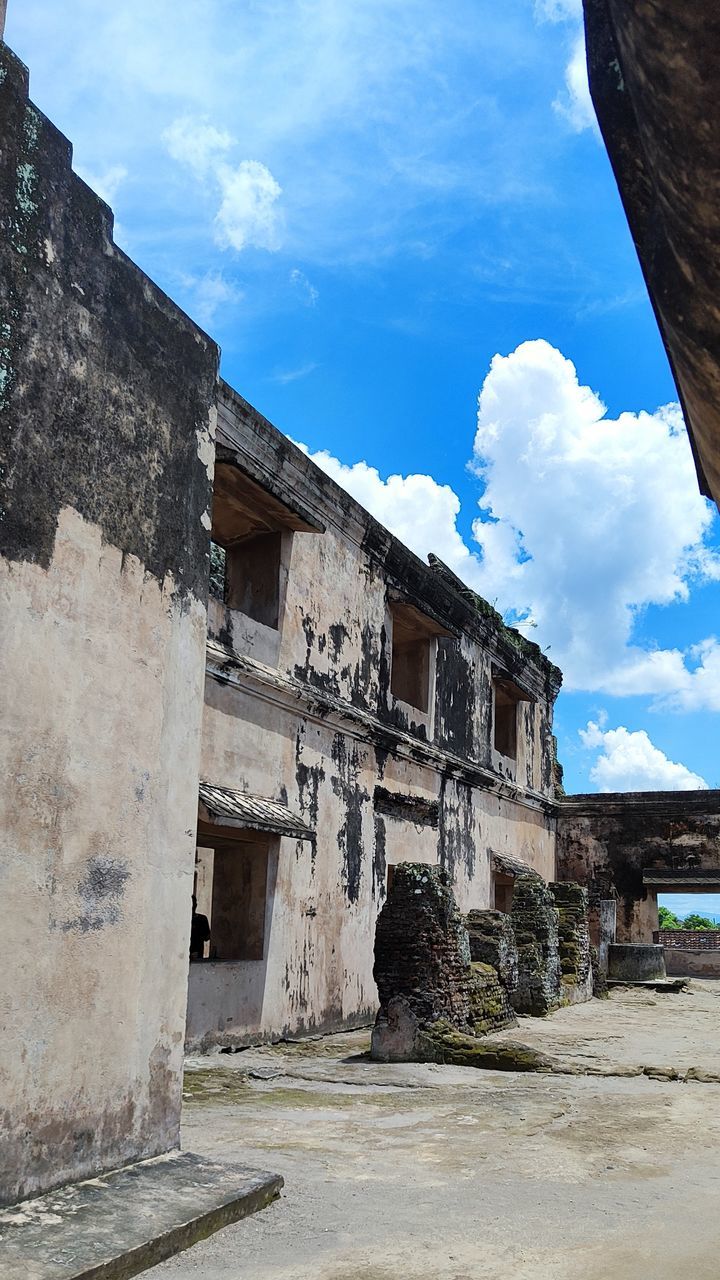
xmin=0 ymin=44 xmax=218 ymax=1203
xmin=584 ymin=0 xmax=720 ymax=505
xmin=557 ymin=791 xmax=720 ymax=944
xmin=189 ymin=386 xmax=562 ymax=1049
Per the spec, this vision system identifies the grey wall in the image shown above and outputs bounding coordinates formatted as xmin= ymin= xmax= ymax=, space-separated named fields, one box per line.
xmin=0 ymin=44 xmax=218 ymax=1203
xmin=557 ymin=792 xmax=720 ymax=943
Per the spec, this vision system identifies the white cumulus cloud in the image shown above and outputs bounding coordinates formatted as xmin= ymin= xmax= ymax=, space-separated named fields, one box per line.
xmin=553 ymin=32 xmax=596 ymax=133
xmin=579 ymin=721 xmax=708 ymax=792
xmin=298 ymin=337 xmax=720 ymax=709
xmin=534 ymin=0 xmax=596 ymax=135
xmin=470 ymin=339 xmax=720 ymax=696
xmin=163 ymin=117 xmax=283 ymax=253
xmin=296 ymin=448 xmax=485 ymax=589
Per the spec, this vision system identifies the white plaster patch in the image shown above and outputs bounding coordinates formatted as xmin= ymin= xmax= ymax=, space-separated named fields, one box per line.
xmin=195 ymin=403 xmax=217 ymax=484
xmin=15 ymin=162 xmax=37 ymax=217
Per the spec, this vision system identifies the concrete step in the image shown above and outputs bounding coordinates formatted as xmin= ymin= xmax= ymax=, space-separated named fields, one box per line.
xmin=0 ymin=1150 xmax=283 ymax=1279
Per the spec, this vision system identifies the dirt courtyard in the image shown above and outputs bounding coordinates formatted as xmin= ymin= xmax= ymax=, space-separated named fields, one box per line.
xmin=152 ymin=981 xmax=720 ymax=1280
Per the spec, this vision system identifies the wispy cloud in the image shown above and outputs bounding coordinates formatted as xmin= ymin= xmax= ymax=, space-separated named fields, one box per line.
xmin=575 ymin=286 xmax=647 ymax=321
xmin=533 ymin=0 xmax=597 ymax=135
xmin=10 ymin=0 xmax=580 ymax=277
xmin=177 ymin=270 xmax=243 ymax=329
xmin=290 ymin=268 xmax=318 ymax=307
xmin=75 ymin=163 xmax=128 ymax=206
xmin=271 ymin=362 xmax=319 ymax=385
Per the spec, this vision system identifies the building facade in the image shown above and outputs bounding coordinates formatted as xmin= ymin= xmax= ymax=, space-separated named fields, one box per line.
xmin=187 ymin=384 xmax=563 ymax=1049
xmin=5 ymin=8 xmax=717 ymax=1212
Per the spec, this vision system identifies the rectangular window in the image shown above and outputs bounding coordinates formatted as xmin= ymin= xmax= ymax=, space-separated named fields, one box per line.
xmin=389 ymin=602 xmax=436 ymax=712
xmin=209 ymin=541 xmax=227 ymax=602
xmin=209 ymin=528 xmax=282 ymax=630
xmin=224 ymin=531 xmax=282 ymax=628
xmin=493 ymin=683 xmax=518 ymax=759
xmin=491 ymin=676 xmax=534 ymax=764
xmin=493 ymin=872 xmax=514 ymax=913
xmin=192 ymin=837 xmax=269 ymax=962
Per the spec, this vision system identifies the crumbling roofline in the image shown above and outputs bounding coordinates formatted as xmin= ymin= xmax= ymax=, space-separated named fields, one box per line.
xmin=218 ymin=381 xmax=562 ymax=698
xmin=560 ymin=790 xmax=720 ymax=816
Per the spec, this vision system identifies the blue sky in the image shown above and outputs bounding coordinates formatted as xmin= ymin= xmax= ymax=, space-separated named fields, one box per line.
xmin=8 ymin=0 xmax=720 ymax=794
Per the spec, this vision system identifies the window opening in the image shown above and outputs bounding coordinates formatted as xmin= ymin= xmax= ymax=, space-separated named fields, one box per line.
xmin=225 ymin=531 xmax=282 ymax=628
xmin=493 ymin=683 xmax=518 ymax=759
xmin=191 ymin=836 xmax=269 ymax=962
xmin=389 ymin=603 xmax=435 ymax=712
xmin=209 ymin=542 xmax=227 ymax=602
xmin=493 ymin=872 xmax=514 ymax=914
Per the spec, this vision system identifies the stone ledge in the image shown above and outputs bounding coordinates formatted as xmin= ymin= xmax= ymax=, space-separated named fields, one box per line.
xmin=0 ymin=1150 xmax=283 ymax=1280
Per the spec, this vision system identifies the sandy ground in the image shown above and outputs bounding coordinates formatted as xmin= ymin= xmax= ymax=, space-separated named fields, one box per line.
xmin=151 ymin=981 xmax=720 ymax=1280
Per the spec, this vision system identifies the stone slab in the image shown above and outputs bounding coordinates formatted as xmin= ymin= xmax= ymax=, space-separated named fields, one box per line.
xmin=606 ymin=977 xmax=688 ymax=993
xmin=0 ymin=1151 xmax=283 ymax=1280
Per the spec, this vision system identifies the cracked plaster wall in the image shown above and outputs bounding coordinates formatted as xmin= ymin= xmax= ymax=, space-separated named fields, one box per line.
xmin=557 ymin=793 xmax=720 ymax=943
xmin=193 ymin=397 xmax=558 ymax=1049
xmin=0 ymin=45 xmax=217 ymax=1204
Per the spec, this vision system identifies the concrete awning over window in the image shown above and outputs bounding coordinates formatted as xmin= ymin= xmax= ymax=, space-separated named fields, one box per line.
xmin=491 ymin=851 xmax=537 ymax=879
xmin=198 ymin=783 xmax=314 ymax=841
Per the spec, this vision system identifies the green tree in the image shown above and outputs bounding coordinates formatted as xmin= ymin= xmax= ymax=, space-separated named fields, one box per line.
xmin=680 ymin=912 xmax=720 ymax=931
xmin=658 ymin=905 xmax=683 ymax=930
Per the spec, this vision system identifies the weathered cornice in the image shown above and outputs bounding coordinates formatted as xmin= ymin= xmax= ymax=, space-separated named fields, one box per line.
xmin=205 ymin=640 xmax=556 ymax=818
xmin=559 ymin=790 xmax=720 ymax=818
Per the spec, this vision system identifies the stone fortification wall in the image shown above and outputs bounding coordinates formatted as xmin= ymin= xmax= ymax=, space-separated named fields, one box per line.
xmin=557 ymin=792 xmax=720 ymax=943
xmin=0 ymin=44 xmax=217 ymax=1203
xmin=466 ymin=909 xmax=519 ymax=1001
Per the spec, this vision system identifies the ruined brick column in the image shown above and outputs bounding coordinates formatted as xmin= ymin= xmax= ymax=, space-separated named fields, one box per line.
xmin=510 ymin=875 xmax=562 ymax=1015
xmin=550 ymin=882 xmax=593 ymax=1004
xmin=371 ymin=864 xmax=515 ymax=1061
xmin=465 ymin=909 xmax=519 ymax=1003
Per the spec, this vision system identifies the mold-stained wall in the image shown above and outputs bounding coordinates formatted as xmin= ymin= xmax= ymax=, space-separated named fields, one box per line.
xmin=557 ymin=791 xmax=720 ymax=943
xmin=0 ymin=46 xmax=217 ymax=1203
xmin=188 ymin=386 xmax=561 ymax=1049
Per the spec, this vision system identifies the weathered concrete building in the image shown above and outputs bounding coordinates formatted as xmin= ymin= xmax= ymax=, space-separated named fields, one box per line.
xmin=4 ymin=0 xmax=720 ymax=1226
xmin=0 ymin=27 xmax=563 ymax=1205
xmin=583 ymin=0 xmax=720 ymax=507
xmin=187 ymin=385 xmax=562 ymax=1050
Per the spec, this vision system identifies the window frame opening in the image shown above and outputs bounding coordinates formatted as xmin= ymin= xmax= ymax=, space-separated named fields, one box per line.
xmin=493 ymin=871 xmax=514 ymax=914
xmin=192 ymin=829 xmax=271 ymax=963
xmin=492 ymin=676 xmax=533 ymax=763
xmin=209 ymin=459 xmax=321 ymax=634
xmin=388 ymin=599 xmax=450 ymax=716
